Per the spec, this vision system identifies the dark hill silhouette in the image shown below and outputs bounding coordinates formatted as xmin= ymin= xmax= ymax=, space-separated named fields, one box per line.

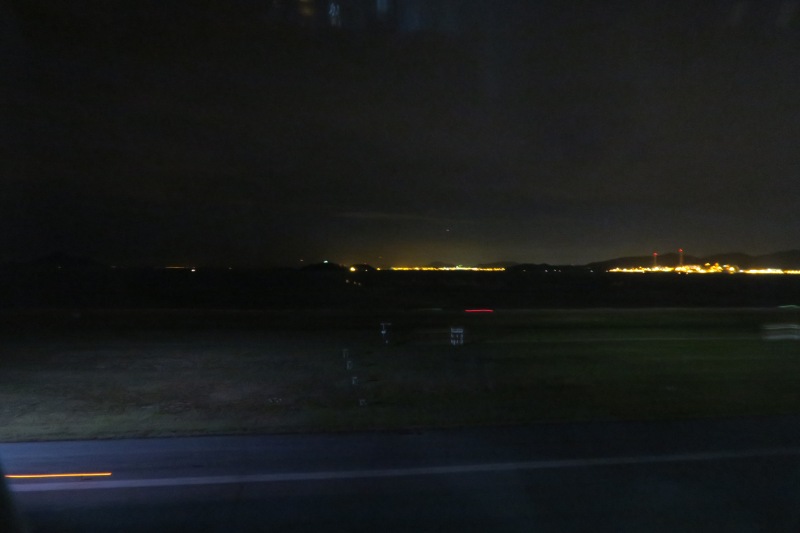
xmin=5 ymin=249 xmax=800 ymax=273
xmin=506 ymin=264 xmax=591 ymax=274
xmin=300 ymin=262 xmax=347 ymax=272
xmin=349 ymin=264 xmax=376 ymax=272
xmin=506 ymin=263 xmax=553 ymax=273
xmin=592 ymin=250 xmax=800 ymax=270
xmin=590 ymin=253 xmax=701 ymax=270
xmin=703 ymin=252 xmax=754 ymax=268
xmin=477 ymin=261 xmax=517 ymax=269
xmin=751 ymin=250 xmax=800 ymax=269
xmin=426 ymin=261 xmax=456 ymax=268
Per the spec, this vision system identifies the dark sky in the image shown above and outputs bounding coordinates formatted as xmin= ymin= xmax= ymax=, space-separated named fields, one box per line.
xmin=3 ymin=1 xmax=800 ymax=267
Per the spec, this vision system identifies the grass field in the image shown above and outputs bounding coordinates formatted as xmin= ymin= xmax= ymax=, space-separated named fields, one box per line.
xmin=1 ymin=308 xmax=800 ymax=441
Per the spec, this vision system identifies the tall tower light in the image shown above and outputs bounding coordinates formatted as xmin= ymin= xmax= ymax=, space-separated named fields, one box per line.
xmin=679 ymin=248 xmax=684 ymax=267
xmin=653 ymin=252 xmax=658 ymax=268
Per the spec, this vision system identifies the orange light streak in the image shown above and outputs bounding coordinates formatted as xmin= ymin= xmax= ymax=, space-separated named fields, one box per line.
xmin=5 ymin=472 xmax=112 ymax=479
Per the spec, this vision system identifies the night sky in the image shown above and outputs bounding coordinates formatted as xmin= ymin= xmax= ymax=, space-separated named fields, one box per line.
xmin=3 ymin=1 xmax=800 ymax=268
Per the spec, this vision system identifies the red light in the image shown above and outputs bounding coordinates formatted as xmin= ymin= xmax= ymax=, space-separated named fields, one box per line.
xmin=465 ymin=309 xmax=493 ymax=313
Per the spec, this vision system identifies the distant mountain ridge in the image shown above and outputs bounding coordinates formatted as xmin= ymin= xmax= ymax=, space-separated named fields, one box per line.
xmin=4 ymin=250 xmax=800 ymax=271
xmin=590 ymin=250 xmax=800 ymax=270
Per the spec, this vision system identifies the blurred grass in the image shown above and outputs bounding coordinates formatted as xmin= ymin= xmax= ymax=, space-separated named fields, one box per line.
xmin=1 ymin=308 xmax=800 ymax=441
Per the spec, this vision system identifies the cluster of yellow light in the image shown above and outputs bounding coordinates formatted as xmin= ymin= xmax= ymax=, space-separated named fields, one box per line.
xmin=609 ymin=264 xmax=734 ymax=273
xmin=390 ymin=266 xmax=506 ymax=272
xmin=742 ymin=268 xmax=799 ymax=275
xmin=609 ymin=263 xmax=800 ymax=275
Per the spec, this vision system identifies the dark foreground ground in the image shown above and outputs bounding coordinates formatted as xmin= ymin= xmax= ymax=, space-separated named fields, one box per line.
xmin=3 ymin=416 xmax=800 ymax=532
xmin=3 ymin=267 xmax=800 ymax=309
xmin=2 ymin=270 xmax=800 ymax=530
xmin=2 ymin=307 xmax=800 ymax=441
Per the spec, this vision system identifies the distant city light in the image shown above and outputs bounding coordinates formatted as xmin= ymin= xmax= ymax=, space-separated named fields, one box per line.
xmin=608 ymin=263 xmax=800 ymax=275
xmin=390 ymin=266 xmax=505 ymax=272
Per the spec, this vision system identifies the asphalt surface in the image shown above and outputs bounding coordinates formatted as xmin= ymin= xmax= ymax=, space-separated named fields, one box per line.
xmin=3 ymin=416 xmax=800 ymax=532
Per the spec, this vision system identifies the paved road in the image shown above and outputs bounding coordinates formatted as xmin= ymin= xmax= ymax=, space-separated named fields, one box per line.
xmin=3 ymin=416 xmax=800 ymax=532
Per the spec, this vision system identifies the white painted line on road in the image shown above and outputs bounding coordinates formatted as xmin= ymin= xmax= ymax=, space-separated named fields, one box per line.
xmin=9 ymin=446 xmax=800 ymax=493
